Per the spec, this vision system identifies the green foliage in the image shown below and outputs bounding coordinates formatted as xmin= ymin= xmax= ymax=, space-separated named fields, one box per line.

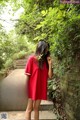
xmin=0 ymin=0 xmax=80 ymax=77
xmin=0 ymin=26 xmax=35 ymax=70
xmin=15 ymin=0 xmax=80 ymax=76
xmin=0 ymin=0 xmax=8 ymax=8
xmin=0 ymin=0 xmax=80 ymax=75
xmin=48 ymin=79 xmax=58 ymax=100
xmin=12 ymin=50 xmax=27 ymax=60
xmin=0 ymin=57 xmax=4 ymax=70
xmin=4 ymin=58 xmax=13 ymax=69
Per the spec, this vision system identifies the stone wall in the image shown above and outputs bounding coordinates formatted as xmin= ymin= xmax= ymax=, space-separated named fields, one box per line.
xmin=60 ymin=61 xmax=80 ymax=120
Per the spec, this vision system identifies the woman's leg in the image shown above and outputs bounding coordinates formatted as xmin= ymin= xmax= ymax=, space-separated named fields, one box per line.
xmin=25 ymin=98 xmax=33 ymax=120
xmin=33 ymin=100 xmax=41 ymax=120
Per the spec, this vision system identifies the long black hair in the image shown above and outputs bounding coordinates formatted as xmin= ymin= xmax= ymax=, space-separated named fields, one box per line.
xmin=35 ymin=40 xmax=50 ymax=68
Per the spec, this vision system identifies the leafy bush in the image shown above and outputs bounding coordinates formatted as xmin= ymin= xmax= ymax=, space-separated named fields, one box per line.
xmin=0 ymin=57 xmax=4 ymax=70
xmin=4 ymin=58 xmax=13 ymax=69
xmin=48 ymin=77 xmax=60 ymax=100
xmin=12 ymin=50 xmax=27 ymax=60
xmin=15 ymin=0 xmax=80 ymax=72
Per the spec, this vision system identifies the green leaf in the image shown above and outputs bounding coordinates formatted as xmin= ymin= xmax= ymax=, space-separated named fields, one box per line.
xmin=41 ymin=10 xmax=47 ymax=16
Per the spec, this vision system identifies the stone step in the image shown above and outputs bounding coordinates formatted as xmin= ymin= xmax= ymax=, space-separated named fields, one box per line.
xmin=15 ymin=63 xmax=26 ymax=66
xmin=40 ymin=100 xmax=53 ymax=111
xmin=0 ymin=100 xmax=54 ymax=111
xmin=15 ymin=60 xmax=27 ymax=64
xmin=15 ymin=65 xmax=26 ymax=67
xmin=14 ymin=60 xmax=27 ymax=69
xmin=15 ymin=63 xmax=26 ymax=65
xmin=4 ymin=111 xmax=57 ymax=120
xmin=15 ymin=66 xmax=25 ymax=69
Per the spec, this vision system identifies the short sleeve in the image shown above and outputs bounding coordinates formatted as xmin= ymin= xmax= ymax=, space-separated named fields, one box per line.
xmin=25 ymin=56 xmax=33 ymax=76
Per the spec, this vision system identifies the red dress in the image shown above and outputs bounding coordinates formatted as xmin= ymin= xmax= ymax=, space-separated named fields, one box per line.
xmin=25 ymin=55 xmax=48 ymax=100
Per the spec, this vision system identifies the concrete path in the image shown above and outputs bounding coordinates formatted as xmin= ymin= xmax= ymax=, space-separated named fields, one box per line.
xmin=0 ymin=69 xmax=28 ymax=111
xmin=0 ymin=111 xmax=57 ymax=120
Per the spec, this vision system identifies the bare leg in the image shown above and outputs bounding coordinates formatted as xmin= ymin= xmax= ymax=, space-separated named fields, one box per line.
xmin=25 ymin=98 xmax=33 ymax=120
xmin=33 ymin=100 xmax=41 ymax=120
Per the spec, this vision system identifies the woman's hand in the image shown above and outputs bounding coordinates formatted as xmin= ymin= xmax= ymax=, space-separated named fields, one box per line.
xmin=47 ymin=56 xmax=53 ymax=79
xmin=47 ymin=56 xmax=53 ymax=66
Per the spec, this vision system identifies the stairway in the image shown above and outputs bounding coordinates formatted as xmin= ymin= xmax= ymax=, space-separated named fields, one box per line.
xmin=14 ymin=59 xmax=27 ymax=69
xmin=4 ymin=100 xmax=57 ymax=120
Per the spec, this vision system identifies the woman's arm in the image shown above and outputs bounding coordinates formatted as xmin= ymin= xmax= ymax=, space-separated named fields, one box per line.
xmin=26 ymin=75 xmax=30 ymax=81
xmin=47 ymin=56 xmax=53 ymax=79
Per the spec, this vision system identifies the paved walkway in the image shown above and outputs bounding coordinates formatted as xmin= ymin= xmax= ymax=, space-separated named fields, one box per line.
xmin=0 ymin=111 xmax=57 ymax=120
xmin=0 ymin=69 xmax=28 ymax=111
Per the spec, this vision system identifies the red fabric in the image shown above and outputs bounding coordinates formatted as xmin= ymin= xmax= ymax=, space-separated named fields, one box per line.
xmin=25 ymin=55 xmax=48 ymax=100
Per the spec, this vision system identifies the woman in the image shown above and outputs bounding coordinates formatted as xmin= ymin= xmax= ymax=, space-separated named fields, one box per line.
xmin=25 ymin=40 xmax=53 ymax=120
